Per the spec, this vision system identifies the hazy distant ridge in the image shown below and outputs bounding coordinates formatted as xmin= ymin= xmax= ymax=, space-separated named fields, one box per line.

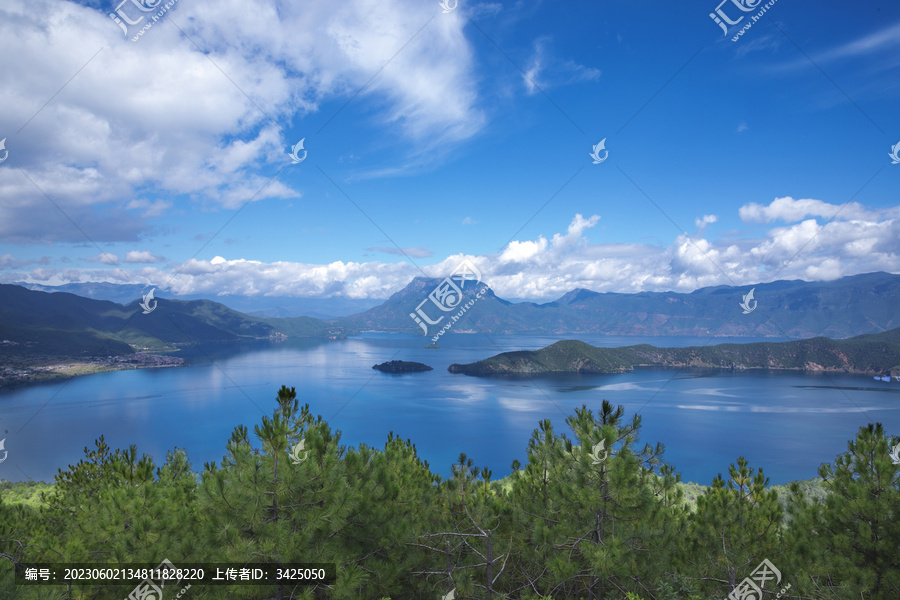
xmin=334 ymin=271 xmax=900 ymax=339
xmin=3 ymin=272 xmax=899 ymax=365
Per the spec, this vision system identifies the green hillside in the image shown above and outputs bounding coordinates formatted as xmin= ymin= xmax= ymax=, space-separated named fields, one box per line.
xmin=449 ymin=327 xmax=900 ymax=376
xmin=0 ymin=284 xmax=340 ymax=363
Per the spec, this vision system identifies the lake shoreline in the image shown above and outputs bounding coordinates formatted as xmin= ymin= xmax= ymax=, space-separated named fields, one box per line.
xmin=447 ymin=334 xmax=900 ymax=378
xmin=0 ymin=353 xmax=187 ymax=390
xmin=449 ymin=364 xmax=900 ymax=379
xmin=2 ymin=334 xmax=895 ymax=487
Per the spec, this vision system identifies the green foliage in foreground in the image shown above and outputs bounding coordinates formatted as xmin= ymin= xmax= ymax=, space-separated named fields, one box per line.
xmin=0 ymin=480 xmax=53 ymax=508
xmin=1 ymin=387 xmax=898 ymax=600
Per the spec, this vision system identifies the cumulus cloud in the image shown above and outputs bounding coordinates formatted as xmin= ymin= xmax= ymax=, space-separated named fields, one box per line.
xmin=0 ymin=0 xmax=484 ymax=241
xmin=124 ymin=250 xmax=163 ymax=264
xmin=695 ymin=214 xmax=718 ymax=229
xmin=5 ymin=200 xmax=900 ymax=302
xmin=158 ymin=256 xmax=422 ymax=299
xmin=551 ymin=214 xmax=600 ymax=249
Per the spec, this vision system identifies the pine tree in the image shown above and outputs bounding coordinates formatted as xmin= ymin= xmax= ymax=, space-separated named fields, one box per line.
xmin=0 ymin=485 xmax=40 ymax=599
xmin=785 ymin=423 xmax=900 ymax=599
xmin=10 ymin=384 xmax=900 ymax=600
xmin=508 ymin=401 xmax=680 ymax=600
xmin=32 ymin=436 xmax=202 ymax=599
xmin=684 ymin=456 xmax=783 ymax=598
xmin=198 ymin=385 xmax=440 ymax=599
xmin=412 ymin=452 xmax=516 ymax=600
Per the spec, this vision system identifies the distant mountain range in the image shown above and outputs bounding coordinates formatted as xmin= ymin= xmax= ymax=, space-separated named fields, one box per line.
xmin=447 ymin=327 xmax=900 ymax=378
xmin=332 ymin=271 xmax=900 ymax=339
xmin=1 ymin=272 xmax=899 ymax=366
xmin=13 ymin=282 xmax=378 ymax=319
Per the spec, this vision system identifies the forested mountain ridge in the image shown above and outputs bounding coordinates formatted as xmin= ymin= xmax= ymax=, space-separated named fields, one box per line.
xmin=448 ymin=327 xmax=900 ymax=376
xmin=0 ymin=284 xmax=342 ymax=360
xmin=12 ymin=281 xmax=377 ymax=319
xmin=4 ymin=271 xmax=899 ymax=384
xmin=1 ymin=389 xmax=897 ymax=599
xmin=8 ymin=272 xmax=900 ymax=347
xmin=333 ymin=271 xmax=900 ymax=339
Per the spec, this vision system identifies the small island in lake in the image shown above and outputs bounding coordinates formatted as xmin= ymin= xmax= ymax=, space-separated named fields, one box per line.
xmin=373 ymin=360 xmax=433 ymax=373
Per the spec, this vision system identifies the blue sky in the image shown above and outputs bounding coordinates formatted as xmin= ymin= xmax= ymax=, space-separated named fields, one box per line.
xmin=0 ymin=0 xmax=898 ymax=304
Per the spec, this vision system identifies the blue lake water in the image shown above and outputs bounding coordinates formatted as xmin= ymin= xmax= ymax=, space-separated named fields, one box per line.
xmin=1 ymin=333 xmax=898 ymax=486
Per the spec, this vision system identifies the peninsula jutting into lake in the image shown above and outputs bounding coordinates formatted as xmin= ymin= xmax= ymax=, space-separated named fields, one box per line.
xmin=448 ymin=328 xmax=900 ymax=377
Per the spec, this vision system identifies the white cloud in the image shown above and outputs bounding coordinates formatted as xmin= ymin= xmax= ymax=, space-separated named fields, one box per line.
xmin=695 ymin=214 xmax=718 ymax=229
xmin=124 ymin=250 xmax=163 ymax=264
xmin=790 ymin=21 xmax=900 ymax=65
xmin=551 ymin=214 xmax=600 ymax=249
xmin=766 ymin=21 xmax=900 ymax=99
xmin=0 ymin=0 xmax=484 ymax=242
xmin=81 ymin=252 xmax=118 ymax=264
xmin=522 ymin=39 xmax=545 ymax=94
xmin=468 ymin=3 xmax=503 ymax=19
xmin=6 ymin=200 xmax=900 ymax=302
xmin=0 ymin=254 xmax=49 ymax=269
xmin=522 ymin=37 xmax=601 ymax=95
xmin=739 ymin=196 xmax=881 ymax=223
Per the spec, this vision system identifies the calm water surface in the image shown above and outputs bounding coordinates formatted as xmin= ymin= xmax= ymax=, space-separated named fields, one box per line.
xmin=1 ymin=333 xmax=898 ymax=485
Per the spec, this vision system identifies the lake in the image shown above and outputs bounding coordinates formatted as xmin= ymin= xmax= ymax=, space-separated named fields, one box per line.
xmin=1 ymin=333 xmax=898 ymax=486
